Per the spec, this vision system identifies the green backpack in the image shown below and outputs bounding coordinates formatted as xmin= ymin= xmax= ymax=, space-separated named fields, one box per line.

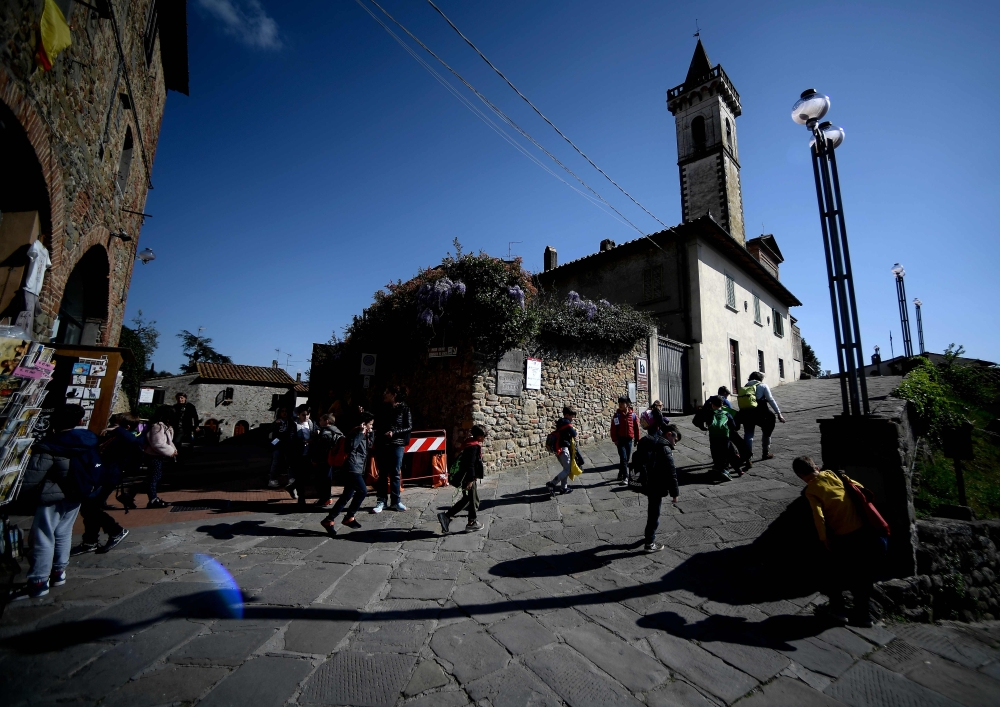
xmin=737 ymin=382 xmax=759 ymax=410
xmin=708 ymin=409 xmax=730 ymax=441
xmin=448 ymin=458 xmax=463 ymax=488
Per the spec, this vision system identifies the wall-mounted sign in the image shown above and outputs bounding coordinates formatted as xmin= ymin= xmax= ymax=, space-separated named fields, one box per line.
xmin=429 ymin=346 xmax=457 ymax=358
xmin=497 ymin=370 xmax=523 ymax=396
xmin=636 ymin=357 xmax=648 ymax=395
xmin=138 ymin=387 xmax=155 ymax=404
xmin=526 ymin=358 xmax=542 ymax=390
xmin=497 ymin=349 xmax=525 ymax=372
xmin=363 ymin=375 xmax=370 ymax=389
xmin=360 ymin=353 xmax=377 ymax=375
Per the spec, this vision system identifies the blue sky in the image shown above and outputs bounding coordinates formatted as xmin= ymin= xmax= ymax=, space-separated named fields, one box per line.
xmin=127 ymin=0 xmax=1000 ymax=376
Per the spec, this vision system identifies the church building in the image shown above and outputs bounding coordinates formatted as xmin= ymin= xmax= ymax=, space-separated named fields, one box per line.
xmin=536 ymin=41 xmax=803 ymax=413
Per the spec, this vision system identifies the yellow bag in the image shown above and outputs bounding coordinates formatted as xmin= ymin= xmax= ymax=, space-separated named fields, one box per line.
xmin=568 ymin=439 xmax=583 ymax=480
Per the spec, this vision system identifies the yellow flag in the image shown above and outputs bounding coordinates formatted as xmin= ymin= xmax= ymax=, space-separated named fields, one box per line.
xmin=36 ymin=0 xmax=72 ymax=71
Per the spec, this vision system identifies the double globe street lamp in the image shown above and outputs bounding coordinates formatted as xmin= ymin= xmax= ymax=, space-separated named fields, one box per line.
xmin=891 ymin=263 xmax=914 ymax=358
xmin=792 ymin=89 xmax=870 ymax=416
xmin=913 ymin=298 xmax=925 ymax=355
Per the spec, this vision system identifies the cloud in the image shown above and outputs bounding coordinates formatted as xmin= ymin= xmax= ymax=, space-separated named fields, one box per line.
xmin=197 ymin=0 xmax=281 ymax=50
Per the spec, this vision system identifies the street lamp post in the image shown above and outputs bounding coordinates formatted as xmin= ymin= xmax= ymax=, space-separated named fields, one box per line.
xmin=792 ymin=89 xmax=870 ymax=416
xmin=913 ymin=298 xmax=925 ymax=354
xmin=891 ymin=264 xmax=914 ymax=358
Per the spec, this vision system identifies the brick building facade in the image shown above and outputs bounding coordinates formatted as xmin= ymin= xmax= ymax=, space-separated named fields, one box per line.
xmin=0 ymin=1 xmax=187 ymax=345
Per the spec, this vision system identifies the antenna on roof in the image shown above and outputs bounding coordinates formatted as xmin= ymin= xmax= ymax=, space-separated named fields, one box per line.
xmin=693 ymin=19 xmax=701 ymax=38
xmin=507 ymin=241 xmax=522 ymax=259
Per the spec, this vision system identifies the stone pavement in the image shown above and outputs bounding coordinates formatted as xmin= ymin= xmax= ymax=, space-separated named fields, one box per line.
xmin=3 ymin=376 xmax=1000 ymax=706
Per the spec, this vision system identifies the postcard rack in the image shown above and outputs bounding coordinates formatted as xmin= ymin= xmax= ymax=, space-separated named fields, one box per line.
xmin=0 ymin=337 xmax=56 ymax=507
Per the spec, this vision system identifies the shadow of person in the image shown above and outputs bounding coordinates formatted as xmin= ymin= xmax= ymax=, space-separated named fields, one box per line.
xmin=490 ymin=542 xmax=642 ymax=578
xmin=196 ymin=519 xmax=329 ymax=540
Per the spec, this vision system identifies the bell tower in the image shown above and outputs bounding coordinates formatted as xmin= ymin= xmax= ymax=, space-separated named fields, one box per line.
xmin=667 ymin=40 xmax=746 ymax=245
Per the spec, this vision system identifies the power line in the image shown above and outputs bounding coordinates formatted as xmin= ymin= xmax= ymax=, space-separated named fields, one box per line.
xmin=426 ymin=0 xmax=668 ymax=229
xmin=357 ymin=0 xmax=648 ymax=235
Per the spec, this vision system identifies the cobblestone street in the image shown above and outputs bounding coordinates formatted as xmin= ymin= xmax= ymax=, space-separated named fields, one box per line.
xmin=3 ymin=377 xmax=999 ymax=707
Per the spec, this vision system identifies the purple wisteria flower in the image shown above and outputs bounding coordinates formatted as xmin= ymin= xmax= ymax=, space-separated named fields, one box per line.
xmin=507 ymin=285 xmax=526 ymax=310
xmin=584 ymin=302 xmax=598 ymax=320
xmin=418 ymin=308 xmax=435 ymax=326
xmin=452 ymin=281 xmax=466 ymax=296
xmin=566 ymin=291 xmax=582 ymax=304
xmin=598 ymin=299 xmax=611 ymax=307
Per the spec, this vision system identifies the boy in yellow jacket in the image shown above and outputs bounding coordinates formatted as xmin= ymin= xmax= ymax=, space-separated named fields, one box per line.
xmin=793 ymin=456 xmax=887 ymax=627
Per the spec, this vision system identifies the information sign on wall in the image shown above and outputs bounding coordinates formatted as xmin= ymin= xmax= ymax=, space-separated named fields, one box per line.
xmin=360 ymin=353 xmax=377 ymax=375
xmin=497 ymin=370 xmax=523 ymax=396
xmin=138 ymin=387 xmax=155 ymax=404
xmin=526 ymin=358 xmax=542 ymax=390
xmin=497 ymin=349 xmax=525 ymax=372
xmin=636 ymin=357 xmax=648 ymax=398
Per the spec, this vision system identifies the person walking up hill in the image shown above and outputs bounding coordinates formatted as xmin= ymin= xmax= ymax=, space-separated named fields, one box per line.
xmin=737 ymin=372 xmax=786 ymax=460
xmin=438 ymin=425 xmax=487 ymax=534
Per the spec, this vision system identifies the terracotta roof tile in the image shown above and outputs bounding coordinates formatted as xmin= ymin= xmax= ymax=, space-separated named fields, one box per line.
xmin=196 ymin=363 xmax=297 ymax=386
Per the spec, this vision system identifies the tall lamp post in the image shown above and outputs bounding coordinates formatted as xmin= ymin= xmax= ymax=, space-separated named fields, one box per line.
xmin=792 ymin=90 xmax=870 ymax=416
xmin=891 ymin=263 xmax=914 ymax=358
xmin=913 ymin=298 xmax=925 ymax=354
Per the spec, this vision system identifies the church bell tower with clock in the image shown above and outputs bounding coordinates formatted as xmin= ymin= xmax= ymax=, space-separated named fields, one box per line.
xmin=667 ymin=40 xmax=746 ymax=245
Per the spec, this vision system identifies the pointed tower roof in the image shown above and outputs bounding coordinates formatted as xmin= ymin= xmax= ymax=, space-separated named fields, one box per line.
xmin=684 ymin=40 xmax=713 ymax=89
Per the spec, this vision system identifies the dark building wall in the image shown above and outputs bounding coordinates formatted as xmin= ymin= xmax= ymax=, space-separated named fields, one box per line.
xmin=0 ymin=1 xmax=182 ymax=345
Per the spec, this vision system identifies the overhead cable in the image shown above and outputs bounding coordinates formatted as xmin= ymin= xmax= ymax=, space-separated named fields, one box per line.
xmin=359 ymin=0 xmax=650 ymax=236
xmin=353 ymin=0 xmax=639 ymax=231
xmin=426 ymin=0 xmax=668 ymax=229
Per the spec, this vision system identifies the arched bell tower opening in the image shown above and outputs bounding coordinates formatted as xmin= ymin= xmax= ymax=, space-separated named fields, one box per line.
xmin=55 ymin=245 xmax=110 ymax=345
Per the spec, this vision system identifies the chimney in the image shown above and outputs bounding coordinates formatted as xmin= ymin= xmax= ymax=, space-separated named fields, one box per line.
xmin=296 ymin=371 xmax=302 ymax=383
xmin=272 ymin=360 xmax=279 ymax=368
xmin=600 ymin=238 xmax=616 ymax=252
xmin=543 ymin=246 xmax=558 ymax=271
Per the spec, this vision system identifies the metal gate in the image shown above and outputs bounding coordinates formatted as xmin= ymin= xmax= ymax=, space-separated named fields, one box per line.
xmin=657 ymin=339 xmax=686 ymax=414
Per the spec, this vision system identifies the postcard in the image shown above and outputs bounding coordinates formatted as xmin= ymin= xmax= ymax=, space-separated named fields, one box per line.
xmin=9 ymin=438 xmax=32 ymax=468
xmin=66 ymin=386 xmax=85 ymax=400
xmin=72 ymin=375 xmax=87 ymax=385
xmin=84 ymin=387 xmax=101 ymax=400
xmin=89 ymin=360 xmax=108 ymax=377
xmin=0 ymin=470 xmax=19 ymax=502
xmin=80 ymin=399 xmax=95 ymax=409
xmin=71 ymin=362 xmax=91 ymax=376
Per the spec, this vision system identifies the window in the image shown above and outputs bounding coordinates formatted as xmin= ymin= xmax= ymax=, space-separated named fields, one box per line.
xmin=779 ymin=358 xmax=786 ymax=379
xmin=753 ymin=294 xmax=762 ymax=324
xmin=691 ymin=116 xmax=706 ymax=148
xmin=725 ymin=273 xmax=736 ymax=310
xmin=116 ymin=127 xmax=133 ymax=195
xmin=643 ymin=265 xmax=663 ymax=300
xmin=729 ymin=339 xmax=741 ymax=395
xmin=772 ymin=308 xmax=785 ymax=337
xmin=725 ymin=118 xmax=732 ymax=147
xmin=757 ymin=350 xmax=765 ymax=373
xmin=143 ymin=0 xmax=160 ymax=67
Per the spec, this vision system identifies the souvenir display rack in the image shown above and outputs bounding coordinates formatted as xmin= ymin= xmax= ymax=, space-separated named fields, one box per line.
xmin=0 ymin=337 xmax=55 ymax=507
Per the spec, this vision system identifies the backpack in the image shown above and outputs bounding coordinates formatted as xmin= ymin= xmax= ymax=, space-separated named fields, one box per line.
xmin=327 ymin=434 xmax=348 ymax=468
xmin=627 ymin=440 xmax=654 ymax=494
xmin=835 ymin=471 xmax=891 ymax=538
xmin=545 ymin=430 xmax=559 ymax=454
xmin=708 ymin=409 xmax=731 ymax=441
xmin=448 ymin=457 xmax=463 ymax=488
xmin=737 ymin=382 xmax=759 ymax=410
xmin=67 ymin=447 xmax=116 ymax=500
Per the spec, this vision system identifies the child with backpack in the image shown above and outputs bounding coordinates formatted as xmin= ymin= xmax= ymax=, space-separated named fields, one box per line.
xmin=632 ymin=410 xmax=681 ymax=552
xmin=16 ymin=404 xmax=104 ymax=600
xmin=610 ymin=396 xmax=641 ymax=485
xmin=311 ymin=414 xmax=344 ymax=509
xmin=792 ymin=455 xmax=888 ymax=628
xmin=736 ymin=372 xmax=786 ymax=460
xmin=707 ymin=396 xmax=742 ymax=483
xmin=142 ymin=405 xmax=177 ymax=508
xmin=438 ymin=425 xmax=487 ymax=534
xmin=321 ymin=413 xmax=373 ymax=535
xmin=545 ymin=406 xmax=580 ymax=495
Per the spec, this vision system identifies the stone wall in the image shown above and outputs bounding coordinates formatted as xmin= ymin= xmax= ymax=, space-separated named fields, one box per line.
xmin=873 ymin=518 xmax=1000 ymax=623
xmin=1 ymin=1 xmax=179 ymax=344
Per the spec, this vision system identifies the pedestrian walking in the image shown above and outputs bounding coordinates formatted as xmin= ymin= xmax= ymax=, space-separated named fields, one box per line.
xmin=694 ymin=387 xmax=751 ymax=472
xmin=311 ymin=414 xmax=344 ymax=508
xmin=610 ymin=396 xmax=641 ymax=485
xmin=707 ymin=396 xmax=742 ymax=482
xmin=321 ymin=413 xmax=374 ymax=535
xmin=286 ymin=405 xmax=317 ymax=503
xmin=15 ymin=404 xmax=102 ymax=599
xmin=438 ymin=425 xmax=486 ymax=533
xmin=267 ymin=407 xmax=290 ymax=488
xmin=71 ymin=414 xmax=140 ymax=555
xmin=793 ymin=456 xmax=887 ymax=628
xmin=634 ymin=410 xmax=680 ymax=552
xmin=142 ymin=406 xmax=177 ymax=508
xmin=545 ymin=406 xmax=580 ymax=495
xmin=172 ymin=392 xmax=199 ymax=463
xmin=736 ymin=372 xmax=786 ymax=460
xmin=639 ymin=400 xmax=665 ymax=431
xmin=372 ymin=386 xmax=411 ymax=513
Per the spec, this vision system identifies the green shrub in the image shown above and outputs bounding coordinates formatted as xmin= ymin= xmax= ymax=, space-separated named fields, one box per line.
xmin=536 ymin=293 xmax=654 ymax=354
xmin=892 ymin=358 xmax=963 ymax=442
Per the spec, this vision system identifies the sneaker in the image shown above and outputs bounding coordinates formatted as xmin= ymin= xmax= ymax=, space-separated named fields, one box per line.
xmin=437 ymin=512 xmax=451 ymax=534
xmin=343 ymin=517 xmax=362 ymax=529
xmin=147 ymin=497 xmax=169 ymax=509
xmin=644 ymin=542 xmax=664 ymax=553
xmin=320 ymin=499 xmax=336 ymax=510
xmin=761 ymin=452 xmax=775 ymax=461
xmin=50 ymin=570 xmax=67 ymax=587
xmin=371 ymin=500 xmax=385 ymax=514
xmin=12 ymin=580 xmax=48 ymax=601
xmin=717 ymin=471 xmax=733 ymax=483
xmin=560 ymin=486 xmax=573 ymax=494
xmin=71 ymin=542 xmax=99 ymax=556
xmin=286 ymin=480 xmax=298 ymax=500
xmin=465 ymin=521 xmax=484 ymax=532
xmin=388 ymin=502 xmax=407 ymax=512
xmin=267 ymin=480 xmax=281 ymax=489
xmin=97 ymin=528 xmax=129 ymax=554
xmin=320 ymin=519 xmax=337 ymax=536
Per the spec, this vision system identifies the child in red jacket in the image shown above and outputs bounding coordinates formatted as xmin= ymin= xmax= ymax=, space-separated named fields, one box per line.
xmin=610 ymin=396 xmax=641 ymax=485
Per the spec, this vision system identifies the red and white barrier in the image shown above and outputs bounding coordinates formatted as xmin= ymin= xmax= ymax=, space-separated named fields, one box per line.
xmin=404 ymin=433 xmax=446 ymax=454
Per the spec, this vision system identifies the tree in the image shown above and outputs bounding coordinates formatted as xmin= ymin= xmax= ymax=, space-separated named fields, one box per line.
xmin=118 ymin=326 xmax=147 ymax=409
xmin=131 ymin=310 xmax=160 ymax=362
xmin=177 ymin=329 xmax=232 ymax=373
xmin=801 ymin=338 xmax=821 ymax=376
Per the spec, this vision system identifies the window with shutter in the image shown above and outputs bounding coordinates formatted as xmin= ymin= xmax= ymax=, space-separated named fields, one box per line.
xmin=772 ymin=308 xmax=784 ymax=337
xmin=725 ymin=274 xmax=736 ymax=310
xmin=753 ymin=295 xmax=762 ymax=324
xmin=757 ymin=350 xmax=765 ymax=373
xmin=779 ymin=359 xmax=786 ymax=378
